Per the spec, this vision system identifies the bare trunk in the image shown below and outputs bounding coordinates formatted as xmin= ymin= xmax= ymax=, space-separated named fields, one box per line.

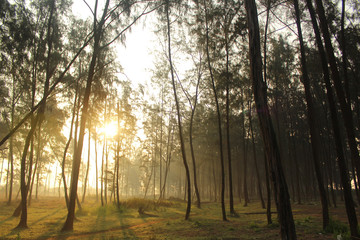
xmin=62 ymin=0 xmax=110 ymax=231
xmin=82 ymin=120 xmax=91 ymax=203
xmin=293 ymin=0 xmax=329 ymax=229
xmin=204 ymin=0 xmax=227 ymax=221
xmin=244 ymin=0 xmax=296 ymax=238
xmin=249 ymin=104 xmax=265 ymax=209
xmin=307 ymin=0 xmax=358 ymax=236
xmin=166 ymin=1 xmax=191 ymax=220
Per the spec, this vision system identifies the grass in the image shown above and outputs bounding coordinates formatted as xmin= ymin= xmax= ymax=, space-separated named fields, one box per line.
xmin=0 ymin=197 xmax=347 ymax=239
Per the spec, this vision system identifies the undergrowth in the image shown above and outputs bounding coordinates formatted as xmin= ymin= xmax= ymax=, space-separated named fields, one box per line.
xmin=324 ymin=218 xmax=350 ymax=240
xmin=120 ymin=198 xmax=174 ymax=211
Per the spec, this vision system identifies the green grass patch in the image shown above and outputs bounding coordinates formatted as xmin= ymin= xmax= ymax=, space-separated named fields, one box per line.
xmin=0 ymin=197 xmax=348 ymax=239
xmin=323 ymin=218 xmax=351 ymax=239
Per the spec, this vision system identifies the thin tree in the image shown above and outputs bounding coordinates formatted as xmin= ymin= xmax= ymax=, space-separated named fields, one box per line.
xmin=62 ymin=0 xmax=110 ymax=231
xmin=165 ymin=0 xmax=191 ymax=220
xmin=244 ymin=0 xmax=296 ymax=238
xmin=204 ymin=0 xmax=227 ymax=221
xmin=249 ymin=102 xmax=265 ymax=209
xmin=314 ymin=0 xmax=360 ymax=213
xmin=82 ymin=119 xmax=91 ymax=203
xmin=16 ymin=0 xmax=56 ymax=228
xmin=293 ymin=0 xmax=329 ymax=229
xmin=307 ymin=0 xmax=358 ymax=236
xmin=176 ymin=51 xmax=202 ymax=208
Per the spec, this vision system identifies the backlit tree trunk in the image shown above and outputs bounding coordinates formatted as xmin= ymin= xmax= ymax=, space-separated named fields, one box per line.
xmin=293 ymin=0 xmax=329 ymax=229
xmin=165 ymin=0 xmax=191 ymax=220
xmin=61 ymin=0 xmax=110 ymax=231
xmin=204 ymin=0 xmax=227 ymax=221
xmin=244 ymin=0 xmax=296 ymax=238
xmin=307 ymin=0 xmax=358 ymax=236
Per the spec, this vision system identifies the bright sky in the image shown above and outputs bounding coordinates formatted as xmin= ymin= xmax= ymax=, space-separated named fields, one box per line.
xmin=72 ymin=0 xmax=157 ymax=87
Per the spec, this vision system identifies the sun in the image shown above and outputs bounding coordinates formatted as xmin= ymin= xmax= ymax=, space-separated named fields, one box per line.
xmin=101 ymin=121 xmax=118 ymax=138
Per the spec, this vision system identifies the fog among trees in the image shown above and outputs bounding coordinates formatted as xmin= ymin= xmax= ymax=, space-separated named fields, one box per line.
xmin=0 ymin=0 xmax=360 ymax=239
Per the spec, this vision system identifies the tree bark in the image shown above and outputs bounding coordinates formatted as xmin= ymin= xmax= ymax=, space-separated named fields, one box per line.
xmin=293 ymin=0 xmax=329 ymax=229
xmin=249 ymin=103 xmax=265 ymax=209
xmin=204 ymin=0 xmax=227 ymax=221
xmin=82 ymin=120 xmax=91 ymax=203
xmin=307 ymin=0 xmax=358 ymax=236
xmin=242 ymin=99 xmax=249 ymax=207
xmin=166 ymin=0 xmax=191 ymax=220
xmin=16 ymin=0 xmax=56 ymax=228
xmin=61 ymin=0 xmax=110 ymax=231
xmin=244 ymin=0 xmax=296 ymax=238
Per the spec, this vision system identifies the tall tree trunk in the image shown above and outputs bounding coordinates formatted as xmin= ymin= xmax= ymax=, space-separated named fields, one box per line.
xmin=61 ymin=82 xmax=79 ymax=209
xmin=95 ymin=132 xmax=98 ymax=202
xmin=116 ymin=102 xmax=121 ymax=208
xmin=7 ymin=111 xmax=14 ymax=205
xmin=17 ymin=0 xmax=56 ymax=228
xmin=264 ymin=152 xmax=272 ymax=224
xmin=244 ymin=0 xmax=296 ymax=238
xmin=166 ymin=0 xmax=191 ymax=220
xmin=160 ymin=117 xmax=174 ymax=199
xmin=242 ymin=100 xmax=250 ymax=206
xmin=100 ymin=136 xmax=105 ymax=206
xmin=307 ymin=0 xmax=358 ymax=237
xmin=7 ymin=77 xmax=16 ymax=205
xmin=249 ymin=103 xmax=265 ymax=209
xmin=204 ymin=0 xmax=227 ymax=221
xmin=161 ymin=123 xmax=174 ymax=199
xmin=61 ymin=0 xmax=110 ymax=231
xmin=293 ymin=0 xmax=329 ymax=229
xmin=315 ymin=0 xmax=360 ymax=212
xmin=82 ymin=120 xmax=91 ymax=203
xmin=224 ymin=15 xmax=234 ymax=214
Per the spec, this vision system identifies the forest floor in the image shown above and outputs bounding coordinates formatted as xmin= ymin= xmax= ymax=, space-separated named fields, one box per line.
xmin=0 ymin=196 xmax=353 ymax=239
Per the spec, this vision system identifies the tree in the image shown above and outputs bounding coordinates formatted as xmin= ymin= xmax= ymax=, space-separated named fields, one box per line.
xmin=244 ymin=0 xmax=296 ymax=238
xmin=307 ymin=0 xmax=359 ymax=237
xmin=203 ymin=0 xmax=227 ymax=221
xmin=62 ymin=0 xmax=111 ymax=231
xmin=293 ymin=0 xmax=329 ymax=229
xmin=164 ymin=0 xmax=191 ymax=220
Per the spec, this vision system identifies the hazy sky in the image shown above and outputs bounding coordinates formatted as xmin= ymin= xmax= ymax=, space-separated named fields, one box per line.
xmin=72 ymin=0 xmax=157 ymax=88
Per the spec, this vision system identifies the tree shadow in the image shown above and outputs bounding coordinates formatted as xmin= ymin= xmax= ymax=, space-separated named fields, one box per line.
xmin=0 ymin=216 xmax=15 ymax=225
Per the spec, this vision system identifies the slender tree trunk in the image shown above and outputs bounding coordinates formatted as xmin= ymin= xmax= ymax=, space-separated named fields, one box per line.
xmin=315 ymin=0 xmax=360 ymax=211
xmin=82 ymin=120 xmax=91 ymax=203
xmin=116 ymin=102 xmax=121 ymax=208
xmin=244 ymin=0 xmax=296 ymax=238
xmin=7 ymin=118 xmax=14 ymax=205
xmin=293 ymin=0 xmax=329 ymax=229
xmin=7 ymin=84 xmax=16 ymax=205
xmin=62 ymin=0 xmax=110 ymax=231
xmin=16 ymin=1 xmax=56 ymax=228
xmin=242 ymin=100 xmax=250 ymax=206
xmin=264 ymin=152 xmax=272 ymax=224
xmin=307 ymin=0 xmax=358 ymax=236
xmin=28 ymin=138 xmax=39 ymax=207
xmin=166 ymin=0 xmax=191 ymax=220
xmin=160 ymin=120 xmax=174 ymax=199
xmin=221 ymin=6 xmax=235 ymax=214
xmin=144 ymin=162 xmax=153 ymax=198
xmin=204 ymin=0 xmax=227 ymax=221
xmin=188 ymin=73 xmax=201 ymax=208
xmin=105 ymin=139 xmax=109 ymax=204
xmin=95 ymin=132 xmax=98 ymax=202
xmin=100 ymin=136 xmax=105 ymax=206
xmin=249 ymin=104 xmax=265 ymax=209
